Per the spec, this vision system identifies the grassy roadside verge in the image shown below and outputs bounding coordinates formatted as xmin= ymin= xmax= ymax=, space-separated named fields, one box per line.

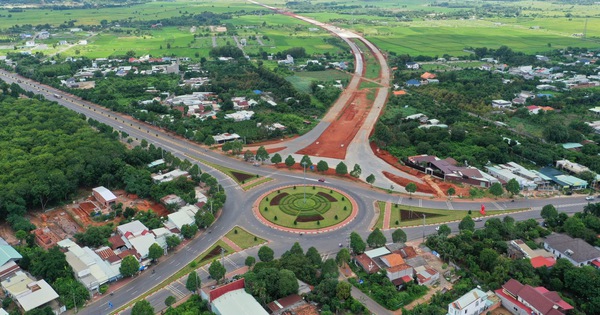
xmin=373 ymin=201 xmax=386 ymax=230
xmin=224 ymin=226 xmax=267 ymax=249
xmin=242 ymin=177 xmax=273 ymax=191
xmin=381 ymin=203 xmax=528 ymax=228
xmin=111 ymin=240 xmax=235 ymax=314
xmin=185 ymin=154 xmax=262 ymax=185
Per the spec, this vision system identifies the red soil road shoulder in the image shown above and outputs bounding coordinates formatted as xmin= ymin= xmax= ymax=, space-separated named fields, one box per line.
xmin=297 ymin=89 xmax=371 ymax=160
xmin=383 ymin=171 xmax=436 ymax=195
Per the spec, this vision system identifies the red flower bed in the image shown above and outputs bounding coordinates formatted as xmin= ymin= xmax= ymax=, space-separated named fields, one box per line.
xmin=270 ymin=192 xmax=289 ymax=206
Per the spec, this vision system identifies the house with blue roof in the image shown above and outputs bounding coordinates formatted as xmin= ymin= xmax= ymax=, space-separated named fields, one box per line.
xmin=0 ymin=242 xmax=22 ymax=267
xmin=406 ymin=79 xmax=421 ymax=87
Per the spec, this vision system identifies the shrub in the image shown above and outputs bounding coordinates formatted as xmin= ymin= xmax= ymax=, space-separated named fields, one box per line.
xmin=264 ymin=207 xmax=268 ymax=211
xmin=313 ymin=186 xmax=316 ymax=190
xmin=190 ymin=261 xmax=197 ymax=268
xmin=266 ymin=197 xmax=269 ymax=201
xmin=234 ymin=229 xmax=238 ymax=234
xmin=468 ymin=210 xmax=472 ymax=215
xmin=317 ymin=221 xmax=320 ymax=225
xmin=294 ymin=221 xmax=297 ymax=225
xmin=274 ymin=216 xmax=278 ymax=221
xmin=99 ymin=284 xmax=109 ymax=294
xmin=395 ymin=220 xmax=399 ymax=225
xmin=334 ymin=215 xmax=338 ymax=220
xmin=293 ymin=186 xmax=296 ymax=189
xmin=343 ymin=206 xmax=347 ymax=210
xmin=442 ymin=263 xmax=448 ymax=270
xmin=254 ymin=236 xmax=257 ymax=241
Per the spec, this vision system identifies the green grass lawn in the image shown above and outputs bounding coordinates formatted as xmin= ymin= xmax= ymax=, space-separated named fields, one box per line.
xmin=360 ymin=80 xmax=382 ymax=89
xmin=224 ymin=226 xmax=267 ymax=249
xmin=242 ymin=177 xmax=273 ymax=191
xmin=286 ymin=70 xmax=352 ymax=93
xmin=386 ymin=204 xmax=527 ymax=228
xmin=374 ymin=201 xmax=386 ymax=230
xmin=353 ymin=39 xmax=380 ymax=80
xmin=259 ymin=186 xmax=352 ymax=229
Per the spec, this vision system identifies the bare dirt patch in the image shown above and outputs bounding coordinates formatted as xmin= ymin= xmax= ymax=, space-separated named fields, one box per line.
xmin=297 ymin=90 xmax=371 ymax=159
xmin=383 ymin=171 xmax=436 ymax=194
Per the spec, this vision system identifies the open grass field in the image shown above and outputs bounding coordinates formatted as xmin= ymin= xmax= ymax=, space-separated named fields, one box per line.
xmin=224 ymin=226 xmax=266 ymax=249
xmin=386 ymin=204 xmax=527 ymax=228
xmin=259 ymin=186 xmax=352 ymax=229
xmin=286 ymin=69 xmax=352 ymax=93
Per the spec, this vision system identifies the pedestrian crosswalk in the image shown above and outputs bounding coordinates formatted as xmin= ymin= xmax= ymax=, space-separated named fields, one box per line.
xmin=166 ymin=284 xmax=187 ymax=299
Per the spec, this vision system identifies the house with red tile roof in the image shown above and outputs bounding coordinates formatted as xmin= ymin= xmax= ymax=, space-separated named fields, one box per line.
xmin=420 ymin=72 xmax=437 ymax=80
xmin=495 ymin=279 xmax=573 ymax=315
xmin=354 ymin=254 xmax=379 ymax=274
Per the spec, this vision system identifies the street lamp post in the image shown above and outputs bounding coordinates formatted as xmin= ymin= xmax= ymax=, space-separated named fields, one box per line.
xmin=302 ymin=161 xmax=307 ymax=204
xmin=422 ymin=214 xmax=426 ymax=242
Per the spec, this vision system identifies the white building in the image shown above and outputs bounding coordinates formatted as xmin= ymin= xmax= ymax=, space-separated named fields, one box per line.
xmin=166 ymin=205 xmax=199 ymax=231
xmin=212 ymin=133 xmax=241 ymax=144
xmin=1 ymin=272 xmax=59 ymax=313
xmin=224 ymin=110 xmax=254 ymax=122
xmin=117 ymin=220 xmax=149 ymax=238
xmin=58 ymin=239 xmax=121 ymax=291
xmin=491 ymin=100 xmax=512 ymax=108
xmin=448 ymin=288 xmax=489 ymax=315
xmin=152 ymin=169 xmax=189 ymax=183
xmin=556 ymin=159 xmax=590 ymax=175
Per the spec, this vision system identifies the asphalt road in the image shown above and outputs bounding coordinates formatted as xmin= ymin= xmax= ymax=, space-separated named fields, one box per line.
xmin=0 ymin=6 xmax=594 ymax=314
xmin=0 ymin=55 xmax=592 ymax=315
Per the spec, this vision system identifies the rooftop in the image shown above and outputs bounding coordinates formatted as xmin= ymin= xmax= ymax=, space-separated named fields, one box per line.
xmin=452 ymin=288 xmax=487 ymax=310
xmin=544 ymin=233 xmax=600 ymax=263
xmin=364 ymin=247 xmax=391 ymax=259
xmin=0 ymin=245 xmax=22 ymax=267
xmin=212 ymin=289 xmax=268 ymax=315
xmin=92 ymin=186 xmax=117 ymax=202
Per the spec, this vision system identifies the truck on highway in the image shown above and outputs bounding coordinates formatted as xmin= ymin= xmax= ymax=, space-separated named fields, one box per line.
xmin=53 ymin=93 xmax=60 ymax=98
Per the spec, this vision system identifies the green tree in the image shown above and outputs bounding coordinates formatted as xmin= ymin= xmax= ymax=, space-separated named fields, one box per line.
xmin=350 ymin=164 xmax=362 ymax=178
xmin=15 ymin=230 xmax=27 ymax=244
xmin=290 ymin=242 xmax=304 ymax=255
xmin=148 ymin=243 xmax=163 ymax=262
xmin=336 ymin=281 xmax=352 ymax=300
xmin=243 ymin=149 xmax=254 ymax=162
xmin=164 ymin=296 xmax=176 ymax=307
xmin=166 ymin=235 xmax=181 ymax=249
xmin=258 ymin=245 xmax=274 ymax=262
xmin=195 ymin=211 xmax=215 ymax=228
xmin=181 ymin=224 xmax=198 ymax=239
xmin=366 ymin=174 xmax=375 ymax=186
xmin=488 ymin=182 xmax=504 ymax=198
xmin=392 ymin=228 xmax=407 ymax=243
xmin=120 ymin=255 xmax=140 ymax=277
xmin=131 ymin=300 xmax=154 ymax=315
xmin=437 ymin=224 xmax=451 ymax=237
xmin=458 ymin=215 xmax=475 ymax=232
xmin=270 ymin=153 xmax=282 ymax=165
xmin=209 ymin=260 xmax=226 ymax=283
xmin=506 ymin=178 xmax=520 ymax=197
xmin=447 ymin=187 xmax=455 ymax=197
xmin=316 ymin=160 xmax=329 ymax=172
xmin=245 ymin=256 xmax=256 ymax=268
xmin=478 ymin=248 xmax=499 ymax=272
xmin=367 ymin=228 xmax=387 ymax=247
xmin=350 ymin=232 xmax=366 ymax=254
xmin=285 ymin=155 xmax=295 ymax=168
xmin=541 ymin=205 xmax=558 ymax=220
xmin=335 ymin=248 xmax=351 ymax=266
xmin=305 ymin=247 xmax=322 ymax=267
xmin=321 ymin=258 xmax=339 ymax=278
xmin=53 ymin=277 xmax=90 ymax=310
xmin=335 ymin=162 xmax=348 ymax=175
xmin=405 ymin=182 xmax=417 ymax=199
xmin=255 ymin=146 xmax=270 ymax=162
xmin=204 ymin=135 xmax=215 ymax=146
xmin=278 ymin=269 xmax=299 ymax=297
xmin=300 ymin=155 xmax=312 ymax=167
xmin=185 ymin=271 xmax=200 ymax=293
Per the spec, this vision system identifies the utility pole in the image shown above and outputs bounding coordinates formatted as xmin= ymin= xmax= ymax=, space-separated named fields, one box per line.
xmin=422 ymin=214 xmax=426 ymax=242
xmin=302 ymin=161 xmax=307 ymax=204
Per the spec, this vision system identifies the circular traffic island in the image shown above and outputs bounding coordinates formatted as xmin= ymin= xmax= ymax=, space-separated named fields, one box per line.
xmin=255 ymin=185 xmax=357 ymax=233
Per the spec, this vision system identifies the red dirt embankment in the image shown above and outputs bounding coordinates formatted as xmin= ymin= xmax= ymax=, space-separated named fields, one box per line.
xmin=383 ymin=171 xmax=436 ymax=194
xmin=297 ymin=90 xmax=370 ymax=160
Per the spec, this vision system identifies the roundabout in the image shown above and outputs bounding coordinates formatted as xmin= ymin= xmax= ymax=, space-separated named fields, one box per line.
xmin=253 ymin=185 xmax=359 ymax=234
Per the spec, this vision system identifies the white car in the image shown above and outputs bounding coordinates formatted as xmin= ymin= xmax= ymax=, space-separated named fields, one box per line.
xmin=435 ymin=226 xmax=440 ymax=231
xmin=474 ymin=217 xmax=482 ymax=222
xmin=585 ymin=196 xmax=595 ymax=201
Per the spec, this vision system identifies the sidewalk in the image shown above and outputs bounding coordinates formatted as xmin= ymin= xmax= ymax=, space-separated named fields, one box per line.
xmin=383 ymin=202 xmax=391 ymax=230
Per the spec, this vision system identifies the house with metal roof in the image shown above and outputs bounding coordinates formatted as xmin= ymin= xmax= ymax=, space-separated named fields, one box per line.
xmin=0 ymin=244 xmax=22 ymax=267
xmin=538 ymin=167 xmax=588 ymax=190
xmin=58 ymin=239 xmax=121 ymax=291
xmin=485 ymin=165 xmax=538 ymax=190
xmin=202 ymin=279 xmax=268 ymax=315
xmin=543 ymin=233 xmax=600 ymax=267
xmin=92 ymin=186 xmax=117 ymax=208
xmin=556 ymin=159 xmax=590 ymax=174
xmin=1 ymin=272 xmax=59 ymax=313
xmin=364 ymin=247 xmax=391 ymax=259
xmin=447 ymin=287 xmax=491 ymax=315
